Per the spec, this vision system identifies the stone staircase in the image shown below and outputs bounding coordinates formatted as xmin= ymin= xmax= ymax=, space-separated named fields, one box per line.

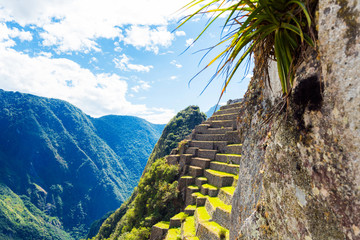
xmin=150 ymin=102 xmax=242 ymax=240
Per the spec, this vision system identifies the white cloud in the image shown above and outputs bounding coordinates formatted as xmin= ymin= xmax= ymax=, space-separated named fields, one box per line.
xmin=0 ymin=23 xmax=32 ymax=47
xmin=0 ymin=45 xmax=172 ymax=123
xmin=246 ymin=74 xmax=253 ymax=79
xmin=113 ymin=54 xmax=153 ymax=72
xmin=175 ymin=31 xmax=186 ymax=37
xmin=0 ymin=0 xmax=190 ymax=53
xmin=124 ymin=25 xmax=174 ymax=54
xmin=131 ymin=80 xmax=151 ymax=93
xmin=170 ymin=76 xmax=178 ymax=80
xmin=170 ymin=60 xmax=182 ymax=68
xmin=185 ymin=38 xmax=194 ymax=47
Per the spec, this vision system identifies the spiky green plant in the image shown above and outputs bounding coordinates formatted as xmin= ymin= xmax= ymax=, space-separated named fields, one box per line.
xmin=179 ymin=0 xmax=316 ymax=98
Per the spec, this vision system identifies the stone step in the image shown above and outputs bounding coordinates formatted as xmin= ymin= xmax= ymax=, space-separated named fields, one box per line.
xmin=212 ymin=107 xmax=240 ymax=116
xmin=204 ymin=169 xmax=235 ymax=188
xmin=200 ymin=184 xmax=219 ymax=197
xmin=195 ymin=124 xmax=210 ymax=133
xmin=165 ymin=228 xmax=181 ymax=240
xmin=215 ymin=154 xmax=241 ymax=165
xmin=198 ymin=149 xmax=217 ymax=160
xmin=219 ymin=102 xmax=242 ymax=110
xmin=205 ymin=197 xmax=232 ymax=230
xmin=181 ymin=216 xmax=197 ymax=239
xmin=195 ymin=177 xmax=208 ymax=187
xmin=170 ymin=212 xmax=187 ymax=228
xmin=210 ymin=161 xmax=239 ymax=175
xmin=191 ymin=192 xmax=207 ymax=207
xmin=186 ymin=147 xmax=199 ymax=155
xmin=195 ymin=134 xmax=226 ymax=141
xmin=179 ymin=176 xmax=195 ymax=192
xmin=150 ymin=221 xmax=169 ymax=240
xmin=210 ymin=112 xmax=239 ymax=121
xmin=197 ymin=221 xmax=229 ymax=240
xmin=180 ymin=154 xmax=193 ymax=168
xmin=199 ymin=127 xmax=233 ymax=135
xmin=189 ymin=166 xmax=203 ymax=177
xmin=184 ymin=205 xmax=196 ymax=216
xmin=189 ymin=141 xmax=228 ymax=151
xmin=218 ymin=186 xmax=235 ymax=205
xmin=187 ymin=185 xmax=200 ymax=195
xmin=207 ymin=120 xmax=235 ymax=128
xmin=224 ymin=144 xmax=242 ymax=154
xmin=191 ymin=157 xmax=211 ymax=169
xmin=224 ymin=131 xmax=241 ymax=144
xmin=166 ymin=154 xmax=180 ymax=165
xmin=232 ymin=175 xmax=238 ymax=188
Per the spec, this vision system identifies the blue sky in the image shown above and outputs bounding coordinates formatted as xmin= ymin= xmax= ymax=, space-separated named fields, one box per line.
xmin=0 ymin=0 xmax=252 ymax=124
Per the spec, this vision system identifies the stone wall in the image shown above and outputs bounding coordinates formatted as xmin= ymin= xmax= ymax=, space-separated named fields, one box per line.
xmin=230 ymin=0 xmax=360 ymax=239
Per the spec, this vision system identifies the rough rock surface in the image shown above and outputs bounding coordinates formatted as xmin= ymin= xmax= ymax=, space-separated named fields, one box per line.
xmin=230 ymin=0 xmax=360 ymax=239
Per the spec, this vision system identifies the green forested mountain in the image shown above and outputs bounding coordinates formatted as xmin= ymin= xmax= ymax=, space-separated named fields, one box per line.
xmin=145 ymin=105 xmax=206 ymax=170
xmin=90 ymin=105 xmax=206 ymax=239
xmin=0 ymin=90 xmax=164 ymax=239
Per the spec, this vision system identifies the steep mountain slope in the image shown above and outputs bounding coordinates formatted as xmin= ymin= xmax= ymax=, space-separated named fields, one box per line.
xmin=91 ymin=105 xmax=206 ymax=239
xmin=0 ymin=183 xmax=71 ymax=240
xmin=0 ymin=90 xmax=164 ymax=238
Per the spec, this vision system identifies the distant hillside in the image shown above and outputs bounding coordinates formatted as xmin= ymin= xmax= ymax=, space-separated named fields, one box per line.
xmin=0 ymin=90 xmax=164 ymax=239
xmin=205 ymin=104 xmax=223 ymax=119
xmin=90 ymin=105 xmax=206 ymax=239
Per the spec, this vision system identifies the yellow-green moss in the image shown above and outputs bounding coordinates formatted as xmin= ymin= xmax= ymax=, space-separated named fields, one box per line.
xmin=202 ymin=184 xmax=218 ymax=190
xmin=196 ymin=207 xmax=211 ymax=222
xmin=206 ymin=169 xmax=236 ymax=177
xmin=221 ymin=186 xmax=235 ymax=196
xmin=165 ymin=228 xmax=180 ymax=240
xmin=185 ymin=205 xmax=197 ymax=211
xmin=183 ymin=216 xmax=196 ymax=237
xmin=208 ymin=197 xmax=232 ymax=212
xmin=202 ymin=221 xmax=229 ymax=239
xmin=171 ymin=212 xmax=188 ymax=221
xmin=154 ymin=221 xmax=169 ymax=229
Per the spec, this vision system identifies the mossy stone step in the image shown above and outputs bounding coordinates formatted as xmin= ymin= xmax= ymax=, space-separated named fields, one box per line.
xmin=150 ymin=221 xmax=169 ymax=240
xmin=209 ymin=112 xmax=239 ymax=121
xmin=210 ymin=161 xmax=239 ymax=175
xmin=170 ymin=212 xmax=188 ymax=228
xmin=195 ymin=177 xmax=208 ymax=187
xmin=189 ymin=166 xmax=203 ymax=177
xmin=166 ymin=154 xmax=180 ymax=165
xmin=184 ymin=205 xmax=196 ymax=216
xmin=218 ymin=186 xmax=235 ymax=205
xmin=207 ymin=120 xmax=235 ymax=128
xmin=200 ymin=184 xmax=219 ymax=197
xmin=164 ymin=227 xmax=180 ymax=240
xmin=186 ymin=185 xmax=200 ymax=205
xmin=195 ymin=133 xmax=226 ymax=141
xmin=204 ymin=169 xmax=235 ymax=188
xmin=204 ymin=197 xmax=232 ymax=229
xmin=181 ymin=216 xmax=196 ymax=239
xmin=179 ymin=176 xmax=195 ymax=190
xmin=215 ymin=153 xmax=241 ymax=165
xmin=191 ymin=157 xmax=211 ymax=169
xmin=224 ymin=144 xmax=242 ymax=154
xmin=232 ymin=175 xmax=238 ymax=188
xmin=197 ymin=221 xmax=229 ymax=240
xmin=191 ymin=192 xmax=207 ymax=207
xmin=195 ymin=206 xmax=211 ymax=224
xmin=198 ymin=149 xmax=217 ymax=160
